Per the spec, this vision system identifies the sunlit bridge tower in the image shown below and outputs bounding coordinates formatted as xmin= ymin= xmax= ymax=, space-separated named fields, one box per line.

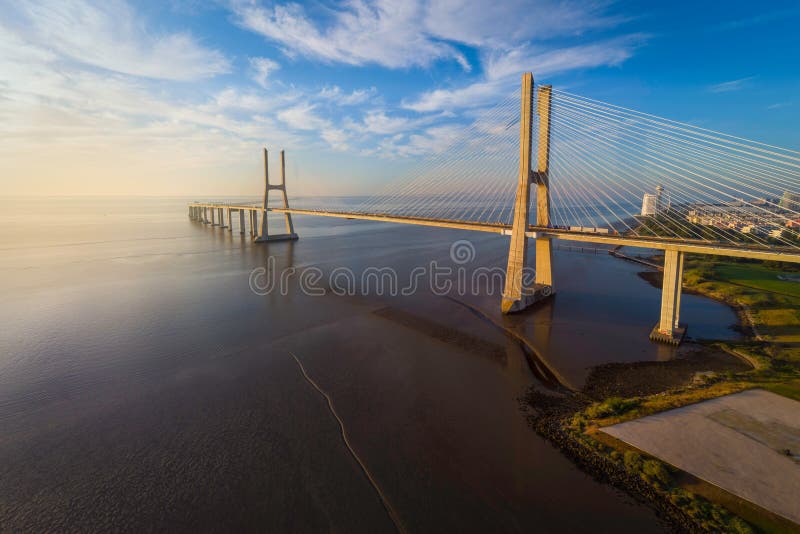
xmin=502 ymin=73 xmax=554 ymax=313
xmin=256 ymin=148 xmax=299 ymax=242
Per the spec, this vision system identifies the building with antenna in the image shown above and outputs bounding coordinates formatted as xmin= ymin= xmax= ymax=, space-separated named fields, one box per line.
xmin=640 ymin=185 xmax=665 ymax=216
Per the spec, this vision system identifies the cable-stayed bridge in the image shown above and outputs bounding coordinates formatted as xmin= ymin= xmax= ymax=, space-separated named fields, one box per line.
xmin=189 ymin=72 xmax=800 ymax=345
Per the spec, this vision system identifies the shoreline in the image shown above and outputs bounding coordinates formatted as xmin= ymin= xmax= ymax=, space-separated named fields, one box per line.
xmin=517 ymin=250 xmax=800 ymax=532
xmin=637 ymin=269 xmax=758 ymax=340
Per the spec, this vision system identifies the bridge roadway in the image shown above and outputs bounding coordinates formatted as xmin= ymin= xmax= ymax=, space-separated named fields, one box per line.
xmin=188 ymin=203 xmax=800 ymax=264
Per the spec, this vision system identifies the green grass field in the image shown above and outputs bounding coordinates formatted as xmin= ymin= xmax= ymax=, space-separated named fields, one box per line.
xmin=682 ymin=258 xmax=800 ymax=361
xmin=714 ymin=264 xmax=800 ymax=298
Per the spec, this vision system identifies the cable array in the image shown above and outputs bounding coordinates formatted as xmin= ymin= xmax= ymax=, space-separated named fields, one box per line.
xmin=547 ymin=89 xmax=800 ymax=250
xmin=291 ymin=82 xmax=800 ymax=252
xmin=294 ymin=91 xmax=526 ymax=224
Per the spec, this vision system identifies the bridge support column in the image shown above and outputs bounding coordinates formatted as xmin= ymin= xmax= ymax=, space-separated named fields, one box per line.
xmin=211 ymin=207 xmax=216 ymax=226
xmin=256 ymin=148 xmax=299 ymax=243
xmin=533 ymin=84 xmax=554 ymax=294
xmin=239 ymin=210 xmax=246 ymax=234
xmin=227 ymin=208 xmax=233 ymax=232
xmin=650 ymin=248 xmax=687 ymax=345
xmin=502 ymin=74 xmax=554 ymax=313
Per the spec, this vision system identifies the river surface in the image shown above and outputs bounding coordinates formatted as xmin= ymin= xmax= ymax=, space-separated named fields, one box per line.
xmin=0 ymin=196 xmax=740 ymax=532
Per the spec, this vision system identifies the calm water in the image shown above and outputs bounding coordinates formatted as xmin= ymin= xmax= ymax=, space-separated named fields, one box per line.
xmin=0 ymin=197 xmax=739 ymax=532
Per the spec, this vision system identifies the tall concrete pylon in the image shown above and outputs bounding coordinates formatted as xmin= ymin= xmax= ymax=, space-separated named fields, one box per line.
xmin=256 ymin=148 xmax=299 ymax=242
xmin=501 ymin=74 xmax=554 ymax=313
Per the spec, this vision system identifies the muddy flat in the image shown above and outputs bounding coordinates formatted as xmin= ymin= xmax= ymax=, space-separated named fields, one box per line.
xmin=602 ymin=389 xmax=800 ymax=525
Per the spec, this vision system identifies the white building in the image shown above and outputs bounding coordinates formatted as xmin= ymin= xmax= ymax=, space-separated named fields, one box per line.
xmin=641 ymin=185 xmax=666 ymax=216
xmin=641 ymin=194 xmax=658 ymax=216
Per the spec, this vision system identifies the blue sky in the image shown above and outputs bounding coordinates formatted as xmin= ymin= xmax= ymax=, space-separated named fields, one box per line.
xmin=1 ymin=0 xmax=798 ymax=196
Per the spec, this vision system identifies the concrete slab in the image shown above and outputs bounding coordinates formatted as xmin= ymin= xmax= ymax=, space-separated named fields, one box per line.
xmin=602 ymin=389 xmax=800 ymax=525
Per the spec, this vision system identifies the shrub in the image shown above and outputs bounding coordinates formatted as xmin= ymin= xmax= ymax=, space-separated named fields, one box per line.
xmin=585 ymin=397 xmax=641 ymax=419
xmin=623 ymin=451 xmax=642 ymax=474
xmin=641 ymin=459 xmax=671 ymax=486
xmin=570 ymin=413 xmax=586 ymax=430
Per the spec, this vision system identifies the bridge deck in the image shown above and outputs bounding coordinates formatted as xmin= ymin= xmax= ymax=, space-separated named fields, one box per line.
xmin=188 ymin=203 xmax=800 ymax=264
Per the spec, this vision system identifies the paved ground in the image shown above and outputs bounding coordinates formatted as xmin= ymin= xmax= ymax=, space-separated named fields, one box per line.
xmin=602 ymin=389 xmax=800 ymax=524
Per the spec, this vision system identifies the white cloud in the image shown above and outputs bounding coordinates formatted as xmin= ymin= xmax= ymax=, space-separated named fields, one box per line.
xmin=346 ymin=110 xmax=440 ymax=135
xmin=321 ymin=128 xmax=349 ymax=151
xmin=708 ymin=77 xmax=755 ymax=93
xmin=402 ymin=81 xmax=503 ymax=113
xmin=9 ymin=0 xmax=229 ymax=81
xmin=374 ymin=124 xmax=462 ymax=158
xmin=207 ymin=87 xmax=275 ymax=112
xmin=230 ymin=0 xmax=629 ymax=75
xmin=249 ymin=56 xmax=280 ymax=88
xmin=230 ymin=0 xmax=470 ymax=70
xmin=277 ymin=103 xmax=331 ymax=131
xmin=485 ymin=36 xmax=643 ymax=80
xmin=0 ymin=4 xmax=303 ymax=195
xmin=717 ymin=8 xmax=800 ymax=31
xmin=404 ymin=35 xmax=645 ymax=112
xmin=319 ymin=85 xmax=377 ymax=106
xmin=421 ymin=0 xmax=624 ymax=47
xmin=0 ymin=0 xmax=652 ymax=193
xmin=767 ymin=102 xmax=792 ymax=110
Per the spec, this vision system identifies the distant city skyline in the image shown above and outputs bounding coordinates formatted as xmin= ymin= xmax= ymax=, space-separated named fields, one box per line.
xmin=1 ymin=0 xmax=799 ymax=197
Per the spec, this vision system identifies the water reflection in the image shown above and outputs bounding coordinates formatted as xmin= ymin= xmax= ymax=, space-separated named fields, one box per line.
xmin=0 ymin=197 xmax=742 ymax=531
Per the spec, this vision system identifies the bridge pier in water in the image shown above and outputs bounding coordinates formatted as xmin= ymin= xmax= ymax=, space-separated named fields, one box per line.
xmin=650 ymin=249 xmax=687 ymax=345
xmin=502 ymin=73 xmax=555 ymax=313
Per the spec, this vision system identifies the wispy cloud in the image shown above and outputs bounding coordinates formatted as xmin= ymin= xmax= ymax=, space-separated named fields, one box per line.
xmin=347 ymin=110 xmax=439 ymax=135
xmin=422 ymin=0 xmax=626 ymax=46
xmin=0 ymin=0 xmax=656 ymax=194
xmin=767 ymin=102 xmax=792 ymax=110
xmin=717 ymin=7 xmax=800 ymax=31
xmin=277 ymin=103 xmax=331 ymax=131
xmin=229 ymin=0 xmax=470 ymax=71
xmin=0 ymin=1 xmax=308 ymax=195
xmin=404 ymin=35 xmax=645 ymax=112
xmin=230 ymin=0 xmax=627 ymax=73
xmin=227 ymin=0 xmax=641 ymax=148
xmin=321 ymin=128 xmax=350 ymax=151
xmin=319 ymin=86 xmax=377 ymax=106
xmin=249 ymin=57 xmax=280 ymax=88
xmin=373 ymin=125 xmax=462 ymax=158
xmin=708 ymin=76 xmax=755 ymax=93
xmin=11 ymin=0 xmax=229 ymax=81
